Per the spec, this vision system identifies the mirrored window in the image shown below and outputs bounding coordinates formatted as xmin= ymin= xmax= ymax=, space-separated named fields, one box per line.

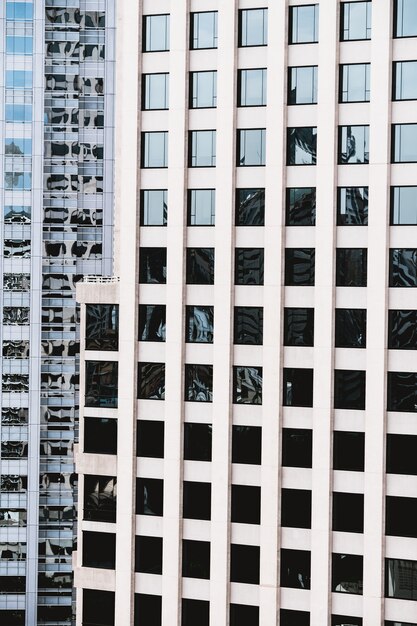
xmin=233 ymin=366 xmax=263 ymax=405
xmin=393 ymin=61 xmax=417 ymax=100
xmin=335 ymin=309 xmax=366 ymax=348
xmin=187 ymin=189 xmax=215 ymax=225
xmin=85 ymin=361 xmax=118 ymax=408
xmin=283 ymin=368 xmax=314 ymax=407
xmin=143 ymin=14 xmax=170 ymax=52
xmin=142 ymin=73 xmax=169 ymax=110
xmin=141 ymin=132 xmax=168 ymax=168
xmin=235 ymin=248 xmax=264 ymax=285
xmin=288 ymin=66 xmax=317 ymax=104
xmin=186 ymin=306 xmax=214 ymax=343
xmin=239 ymin=9 xmax=268 ymax=47
xmin=238 ymin=69 xmax=267 ymax=106
xmin=385 ymin=558 xmax=417 ymax=599
xmin=341 ymin=1 xmax=372 ymax=40
xmin=394 ymin=0 xmax=417 ymax=37
xmin=387 ymin=371 xmax=417 ymax=412
xmin=236 ymin=188 xmax=265 ymax=225
xmin=332 ymin=553 xmax=363 ymax=595
xmin=287 ymin=127 xmax=317 ymax=165
xmin=338 ymin=187 xmax=368 ymax=225
xmin=139 ymin=305 xmax=166 ymax=342
xmin=5 ymin=104 xmax=32 ymax=123
xmin=340 ymin=63 xmax=370 ymax=102
xmin=137 ymin=362 xmax=165 ymax=400
xmin=339 ymin=125 xmax=369 ymax=163
xmin=86 ymin=304 xmax=119 ymax=350
xmin=237 ymin=129 xmax=266 ymax=166
xmin=5 ymin=138 xmax=31 ymax=155
xmin=281 ymin=549 xmax=311 ymax=589
xmin=139 ymin=248 xmax=167 ymax=283
xmin=189 ymin=130 xmax=216 ymax=167
xmin=285 ymin=248 xmax=315 ymax=286
xmin=140 ymin=190 xmax=167 ymax=226
xmin=388 ymin=310 xmax=417 ymax=349
xmin=234 ymin=306 xmax=263 ymax=345
xmin=336 ymin=248 xmax=367 ymax=286
xmin=190 ymin=71 xmax=217 ymax=108
xmin=84 ymin=475 xmax=117 ymax=523
xmin=392 ymin=124 xmax=417 ymax=162
xmin=334 ymin=370 xmax=366 ymax=410
xmin=284 ymin=308 xmax=314 ymax=346
xmin=186 ymin=248 xmax=214 ymax=284
xmin=289 ymin=5 xmax=319 ymax=43
xmin=389 ymin=249 xmax=417 ymax=287
xmin=184 ymin=364 xmax=213 ymax=402
xmin=136 ymin=478 xmax=163 ymax=516
xmin=391 ymin=186 xmax=417 ymax=224
xmin=190 ymin=11 xmax=218 ymax=49
xmin=286 ymin=188 xmax=316 ymax=225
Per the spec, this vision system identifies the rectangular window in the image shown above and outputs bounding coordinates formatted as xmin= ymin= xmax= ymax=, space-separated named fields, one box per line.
xmin=141 ymin=132 xmax=168 ymax=168
xmin=289 ymin=5 xmax=319 ymax=44
xmin=140 ymin=190 xmax=167 ymax=226
xmin=186 ymin=248 xmax=215 ymax=284
xmin=142 ymin=73 xmax=169 ymax=110
xmin=82 ymin=531 xmax=116 ymax=570
xmin=4 ymin=205 xmax=31 ymax=223
xmin=239 ymin=9 xmax=268 ymax=47
xmin=235 ymin=248 xmax=264 ymax=285
xmin=84 ymin=475 xmax=117 ymax=522
xmin=139 ymin=248 xmax=167 ymax=284
xmin=336 ymin=248 xmax=367 ymax=287
xmin=189 ymin=130 xmax=216 ymax=167
xmin=286 ymin=188 xmax=316 ymax=225
xmin=190 ymin=71 xmax=217 ymax=108
xmin=187 ymin=189 xmax=215 ymax=226
xmin=392 ymin=124 xmax=417 ymax=162
xmin=387 ymin=372 xmax=417 ymax=412
xmin=334 ymin=431 xmax=364 ymax=471
xmin=5 ymin=104 xmax=32 ymax=123
xmin=190 ymin=11 xmax=218 ymax=49
xmin=341 ymin=2 xmax=372 ymax=40
xmin=391 ymin=186 xmax=417 ymax=224
xmin=386 ymin=496 xmax=417 ymax=538
xmin=288 ymin=66 xmax=318 ymax=105
xmin=237 ymin=129 xmax=266 ymax=166
xmin=5 ymin=170 xmax=32 ymax=189
xmin=85 ymin=361 xmax=118 ymax=408
xmin=234 ymin=307 xmax=263 ymax=345
xmin=185 ymin=364 xmax=213 ymax=402
xmin=184 ymin=423 xmax=212 ymax=461
xmin=186 ymin=306 xmax=214 ymax=343
xmin=393 ymin=61 xmax=417 ymax=100
xmin=143 ymin=14 xmax=170 ymax=52
xmin=285 ymin=248 xmax=315 ymax=286
xmin=332 ymin=554 xmax=363 ymax=595
xmin=139 ymin=305 xmax=166 ymax=342
xmin=287 ymin=127 xmax=317 ymax=165
xmin=84 ymin=417 xmax=117 ymax=455
xmin=6 ymin=36 xmax=33 ymax=55
xmin=137 ymin=421 xmax=164 ymax=458
xmin=232 ymin=426 xmax=261 ymax=464
xmin=283 ymin=368 xmax=314 ymax=407
xmin=284 ymin=308 xmax=314 ymax=346
xmin=238 ymin=69 xmax=267 ymax=106
xmin=337 ymin=187 xmax=368 ymax=225
xmin=233 ymin=366 xmax=263 ymax=405
xmin=136 ymin=478 xmax=163 ymax=516
xmin=5 ymin=138 xmax=31 ymax=155
xmin=335 ymin=309 xmax=366 ymax=348
xmin=6 ymin=70 xmax=32 ymax=88
xmin=281 ymin=549 xmax=311 ymax=589
xmin=6 ymin=2 xmax=33 ymax=21
xmin=137 ymin=362 xmax=165 ymax=400
xmin=387 ymin=433 xmax=417 ymax=475
xmin=388 ymin=310 xmax=417 ymax=349
xmin=394 ymin=0 xmax=417 ymax=37
xmin=281 ymin=489 xmax=311 ymax=528
xmin=236 ymin=188 xmax=265 ymax=226
xmin=340 ymin=63 xmax=370 ymax=102
xmin=282 ymin=429 xmax=313 ymax=468
xmin=86 ymin=304 xmax=119 ymax=350
xmin=334 ymin=370 xmax=366 ymax=410
xmin=390 ymin=249 xmax=417 ymax=287
xmin=339 ymin=125 xmax=369 ymax=164
xmin=385 ymin=558 xmax=417 ymax=599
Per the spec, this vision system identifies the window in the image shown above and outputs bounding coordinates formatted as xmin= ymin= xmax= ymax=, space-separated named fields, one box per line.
xmin=5 ymin=104 xmax=32 ymax=123
xmin=137 ymin=362 xmax=165 ymax=400
xmin=5 ymin=138 xmax=31 ymax=155
xmin=339 ymin=125 xmax=369 ymax=163
xmin=394 ymin=0 xmax=417 ymax=37
xmin=82 ymin=531 xmax=116 ymax=569
xmin=186 ymin=248 xmax=214 ymax=284
xmin=385 ymin=558 xmax=417 ymax=600
xmin=143 ymin=14 xmax=170 ymax=52
xmin=285 ymin=249 xmax=315 ymax=286
xmin=136 ymin=478 xmax=163 ymax=516
xmin=335 ymin=309 xmax=366 ymax=348
xmin=332 ymin=617 xmax=362 ymax=626
xmin=284 ymin=308 xmax=314 ymax=346
xmin=182 ymin=599 xmax=209 ymax=626
xmin=334 ymin=431 xmax=365 ymax=471
xmin=282 ymin=429 xmax=312 ymax=468
xmin=230 ymin=544 xmax=260 ymax=584
xmin=289 ymin=5 xmax=319 ymax=43
xmin=183 ymin=482 xmax=211 ymax=520
xmin=340 ymin=63 xmax=370 ymax=102
xmin=184 ymin=364 xmax=213 ymax=402
xmin=239 ymin=9 xmax=268 ymax=47
xmin=86 ymin=304 xmax=119 ymax=350
xmin=281 ymin=489 xmax=311 ymax=528
xmin=388 ymin=310 xmax=417 ymax=349
xmin=189 ymin=130 xmax=216 ymax=167
xmin=135 ymin=536 xmax=162 ymax=574
xmin=6 ymin=36 xmax=33 ymax=55
xmin=286 ymin=188 xmax=316 ymax=225
xmin=184 ymin=423 xmax=212 ymax=461
xmin=392 ymin=124 xmax=417 ymax=162
xmin=190 ymin=11 xmax=218 ymax=49
xmin=386 ymin=496 xmax=417 ymax=538
xmin=233 ymin=366 xmax=263 ymax=405
xmin=336 ymin=249 xmax=367 ymax=286
xmin=338 ymin=187 xmax=368 ymax=225
xmin=135 ymin=594 xmax=161 ymax=626
xmin=85 ymin=361 xmax=118 ymax=408
xmin=232 ymin=426 xmax=262 ymax=464
xmin=288 ymin=66 xmax=318 ymax=105
xmin=83 ymin=590 xmax=115 ymax=626
xmin=281 ymin=610 xmax=311 ymax=626
xmin=141 ymin=132 xmax=168 ymax=168
xmin=287 ymin=127 xmax=317 ymax=165
xmin=6 ymin=70 xmax=32 ymax=88
xmin=142 ymin=74 xmax=169 ymax=110
xmin=136 ymin=421 xmax=164 ymax=458
xmin=182 ymin=540 xmax=210 ymax=579
xmin=333 ymin=492 xmax=364 ymax=533
xmin=391 ymin=187 xmax=417 ymax=224
xmin=190 ymin=71 xmax=217 ymax=108
xmin=188 ymin=189 xmax=215 ymax=225
xmin=393 ymin=61 xmax=417 ymax=100
xmin=84 ymin=476 xmax=116 ymax=523
xmin=4 ymin=205 xmax=31 ymax=223
xmin=235 ymin=248 xmax=264 ymax=284
xmin=139 ymin=248 xmax=167 ymax=283
xmin=237 ymin=129 xmax=266 ymax=166
xmin=234 ymin=306 xmax=263 ymax=345
xmin=238 ymin=69 xmax=267 ymax=106
xmin=280 ymin=549 xmax=311 ymax=589
xmin=4 ymin=172 xmax=31 ymax=190
xmin=341 ymin=2 xmax=372 ymax=40
xmin=390 ymin=249 xmax=417 ymax=287
xmin=84 ymin=418 xmax=117 ymax=455
xmin=283 ymin=368 xmax=314 ymax=407
xmin=186 ymin=306 xmax=213 ymax=343
xmin=334 ymin=370 xmax=366 ymax=410
xmin=231 ymin=485 xmax=261 ymax=524
xmin=332 ymin=553 xmax=363 ymax=594
xmin=387 ymin=434 xmax=417 ymax=474
xmin=236 ymin=188 xmax=265 ymax=225
xmin=139 ymin=305 xmax=166 ymax=342
xmin=6 ymin=2 xmax=33 ymax=21
xmin=140 ymin=190 xmax=167 ymax=226
xmin=387 ymin=372 xmax=417 ymax=412
xmin=230 ymin=605 xmax=259 ymax=626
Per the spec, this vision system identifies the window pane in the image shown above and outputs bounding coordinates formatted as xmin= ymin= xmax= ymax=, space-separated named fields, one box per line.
xmin=387 ymin=433 xmax=417 ymax=475
xmin=186 ymin=306 xmax=214 ymax=343
xmin=341 ymin=2 xmax=372 ymax=40
xmin=235 ymin=248 xmax=264 ymax=285
xmin=136 ymin=478 xmax=163 ymax=516
xmin=136 ymin=421 xmax=164 ymax=458
xmin=239 ymin=69 xmax=267 ymax=106
xmin=334 ymin=370 xmax=366 ymax=410
xmin=385 ymin=558 xmax=417 ymax=600
xmin=285 ymin=248 xmax=315 ymax=286
xmin=84 ymin=475 xmax=116 ymax=522
xmin=232 ymin=426 xmax=262 ymax=464
xmin=239 ymin=9 xmax=268 ymax=46
xmin=338 ymin=187 xmax=368 ymax=225
xmin=231 ymin=485 xmax=261 ymax=524
xmin=332 ymin=553 xmax=363 ymax=595
xmin=287 ymin=127 xmax=317 ymax=165
xmin=236 ymin=188 xmax=265 ymax=225
xmin=143 ymin=15 xmax=170 ymax=52
xmin=333 ymin=492 xmax=364 ymax=533
xmin=190 ymin=71 xmax=217 ymax=109
xmin=283 ymin=368 xmax=314 ymax=407
xmin=289 ymin=5 xmax=319 ymax=43
xmin=135 ymin=536 xmax=162 ymax=574
xmin=339 ymin=125 xmax=369 ymax=163
xmin=386 ymin=496 xmax=417 ymax=538
xmin=395 ymin=0 xmax=417 ymax=37
xmin=191 ymin=12 xmax=218 ymax=49
xmin=284 ymin=308 xmax=314 ymax=346
xmin=393 ymin=61 xmax=417 ymax=100
xmin=140 ymin=190 xmax=167 ymax=226
xmin=188 ymin=189 xmax=215 ymax=225
xmin=234 ymin=306 xmax=263 ymax=345
xmin=6 ymin=70 xmax=32 ymax=88
xmin=139 ymin=248 xmax=167 ymax=283
xmin=335 ymin=309 xmax=366 ymax=348
xmin=230 ymin=544 xmax=260 ymax=584
xmin=6 ymin=2 xmax=33 ymax=21
xmin=336 ymin=249 xmax=367 ymax=287
xmin=184 ymin=364 xmax=213 ymax=402
xmin=84 ymin=417 xmax=117 ymax=455
xmin=230 ymin=605 xmax=259 ymax=626
xmin=286 ymin=188 xmax=316 ymax=225
xmin=280 ymin=549 xmax=311 ymax=589
xmin=391 ymin=187 xmax=417 ymax=224
xmin=233 ymin=366 xmax=263 ymax=404
xmin=137 ymin=362 xmax=165 ymax=400
xmin=392 ymin=124 xmax=417 ymax=162
xmin=5 ymin=138 xmax=31 ymax=155
xmin=142 ymin=132 xmax=168 ymax=168
xmin=288 ymin=66 xmax=318 ymax=104
xmin=282 ymin=429 xmax=313 ymax=468
xmin=86 ymin=304 xmax=119 ymax=350
xmin=189 ymin=130 xmax=216 ymax=167
xmin=85 ymin=361 xmax=118 ymax=408
xmin=135 ymin=594 xmax=162 ymax=626
xmin=143 ymin=73 xmax=169 ymax=110
xmin=333 ymin=431 xmax=365 ymax=471
xmin=280 ymin=610 xmax=311 ymax=626
xmin=340 ymin=64 xmax=370 ymax=102
xmin=389 ymin=249 xmax=417 ymax=287
xmin=186 ymin=248 xmax=215 ymax=284
xmin=237 ymin=129 xmax=266 ymax=166
xmin=6 ymin=36 xmax=33 ymax=55
xmin=184 ymin=423 xmax=212 ymax=461
xmin=139 ymin=305 xmax=166 ymax=342
xmin=281 ymin=489 xmax=311 ymax=528
xmin=182 ymin=540 xmax=210 ymax=579
xmin=83 ymin=590 xmax=114 ymax=626
xmin=5 ymin=104 xmax=32 ymax=122
xmin=82 ymin=531 xmax=116 ymax=569
xmin=183 ymin=482 xmax=211 ymax=520
xmin=387 ymin=371 xmax=417 ymax=412
xmin=388 ymin=310 xmax=417 ymax=349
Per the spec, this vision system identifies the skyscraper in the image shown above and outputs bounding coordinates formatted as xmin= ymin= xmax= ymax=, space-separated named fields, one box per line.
xmin=75 ymin=1 xmax=417 ymax=626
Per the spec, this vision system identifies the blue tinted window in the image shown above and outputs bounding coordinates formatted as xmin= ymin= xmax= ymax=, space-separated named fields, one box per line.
xmin=5 ymin=104 xmax=32 ymax=123
xmin=6 ymin=36 xmax=33 ymax=55
xmin=5 ymin=138 xmax=32 ymax=155
xmin=395 ymin=0 xmax=417 ymax=37
xmin=4 ymin=172 xmax=32 ymax=190
xmin=6 ymin=70 xmax=32 ymax=88
xmin=6 ymin=2 xmax=33 ymax=21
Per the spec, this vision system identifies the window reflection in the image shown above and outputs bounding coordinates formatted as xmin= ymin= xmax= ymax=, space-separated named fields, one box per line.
xmin=388 ymin=310 xmax=417 ymax=349
xmin=185 ymin=364 xmax=213 ymax=402
xmin=189 ymin=130 xmax=216 ymax=167
xmin=387 ymin=372 xmax=417 ymax=412
xmin=338 ymin=187 xmax=368 ymax=225
xmin=332 ymin=553 xmax=363 ymax=594
xmin=283 ymin=368 xmax=314 ymax=407
xmin=287 ymin=127 xmax=317 ymax=165
xmin=334 ymin=370 xmax=366 ymax=410
xmin=233 ymin=366 xmax=263 ymax=404
xmin=340 ymin=63 xmax=370 ymax=102
xmin=341 ymin=2 xmax=372 ymax=40
xmin=139 ymin=248 xmax=167 ymax=283
xmin=239 ymin=69 xmax=267 ymax=106
xmin=137 ymin=362 xmax=165 ymax=400
xmin=142 ymin=73 xmax=169 ymax=110
xmin=143 ymin=15 xmax=170 ymax=52
xmin=139 ymin=305 xmax=166 ymax=342
xmin=85 ymin=361 xmax=118 ymax=408
xmin=235 ymin=248 xmax=264 ymax=285
xmin=288 ymin=66 xmax=317 ymax=105
xmin=234 ymin=306 xmax=263 ymax=345
xmin=280 ymin=549 xmax=311 ymax=589
xmin=236 ymin=188 xmax=265 ymax=226
xmin=339 ymin=125 xmax=369 ymax=163
xmin=239 ymin=9 xmax=268 ymax=46
xmin=389 ymin=249 xmax=417 ymax=287
xmin=335 ymin=309 xmax=366 ymax=348
xmin=186 ymin=248 xmax=214 ymax=284
xmin=286 ymin=188 xmax=316 ymax=225
xmin=84 ymin=475 xmax=117 ymax=523
xmin=86 ymin=304 xmax=119 ymax=351
xmin=391 ymin=187 xmax=417 ymax=224
xmin=394 ymin=0 xmax=417 ymax=37
xmin=237 ymin=129 xmax=266 ymax=166
xmin=336 ymin=249 xmax=367 ymax=286
xmin=385 ymin=558 xmax=417 ymax=600
xmin=186 ymin=306 xmax=213 ymax=343
xmin=140 ymin=190 xmax=167 ymax=226
xmin=141 ymin=132 xmax=168 ymax=168
xmin=393 ymin=61 xmax=417 ymax=100
xmin=284 ymin=308 xmax=314 ymax=346
xmin=187 ymin=189 xmax=215 ymax=226
xmin=285 ymin=248 xmax=315 ymax=286
xmin=136 ymin=478 xmax=163 ymax=516
xmin=190 ymin=71 xmax=217 ymax=109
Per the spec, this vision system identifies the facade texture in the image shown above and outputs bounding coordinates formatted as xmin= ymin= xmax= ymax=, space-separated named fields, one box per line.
xmin=75 ymin=1 xmax=417 ymax=626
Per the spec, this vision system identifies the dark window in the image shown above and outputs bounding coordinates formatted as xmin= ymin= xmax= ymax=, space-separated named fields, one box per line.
xmin=84 ymin=417 xmax=117 ymax=455
xmin=37 ymin=607 xmax=72 ymax=623
xmin=135 ymin=536 xmax=162 ymax=574
xmin=341 ymin=1 xmax=372 ymax=40
xmin=282 ymin=429 xmax=312 ymax=468
xmin=289 ymin=5 xmax=319 ymax=43
xmin=137 ymin=362 xmax=165 ymax=400
xmin=83 ymin=589 xmax=114 ymax=626
xmin=186 ymin=306 xmax=214 ymax=343
xmin=184 ymin=423 xmax=212 ymax=461
xmin=238 ymin=69 xmax=267 ymax=106
xmin=235 ymin=248 xmax=264 ymax=285
xmin=182 ymin=539 xmax=210 ymax=579
xmin=189 ymin=130 xmax=216 ymax=167
xmin=393 ymin=61 xmax=417 ymax=100
xmin=288 ymin=66 xmax=318 ymax=105
xmin=387 ymin=371 xmax=417 ymax=412
xmin=0 ymin=611 xmax=25 ymax=626
xmin=84 ymin=475 xmax=117 ymax=523
xmin=232 ymin=426 xmax=262 ymax=464
xmin=190 ymin=71 xmax=217 ymax=109
xmin=387 ymin=433 xmax=417 ymax=475
xmin=286 ymin=188 xmax=316 ymax=225
xmin=337 ymin=187 xmax=368 ymax=225
xmin=335 ymin=309 xmax=366 ymax=348
xmin=283 ymin=368 xmax=313 ymax=407
xmin=385 ymin=558 xmax=417 ymax=600
xmin=82 ymin=531 xmax=116 ymax=569
xmin=184 ymin=364 xmax=213 ymax=402
xmin=143 ymin=14 xmax=170 ymax=52
xmin=392 ymin=124 xmax=417 ymax=162
xmin=183 ymin=481 xmax=211 ymax=520
xmin=236 ymin=188 xmax=265 ymax=226
xmin=333 ymin=492 xmax=364 ymax=533
xmin=280 ymin=549 xmax=311 ymax=589
xmin=85 ymin=361 xmax=118 ymax=408
xmin=339 ymin=125 xmax=369 ymax=164
xmin=231 ymin=485 xmax=261 ymax=524
xmin=234 ymin=306 xmax=263 ymax=345
xmin=285 ymin=248 xmax=315 ymax=286
xmin=233 ymin=366 xmax=263 ymax=405
xmin=237 ymin=129 xmax=266 ymax=166
xmin=336 ymin=249 xmax=367 ymax=286
xmin=136 ymin=478 xmax=163 ymax=516
xmin=394 ymin=0 xmax=417 ymax=37
xmin=385 ymin=623 xmax=416 ymax=626
xmin=390 ymin=249 xmax=417 ymax=287
xmin=239 ymin=9 xmax=268 ymax=47
xmin=388 ymin=310 xmax=417 ymax=349
xmin=187 ymin=189 xmax=215 ymax=225
xmin=334 ymin=431 xmax=365 ymax=471
xmin=142 ymin=73 xmax=169 ymax=110
xmin=284 ymin=308 xmax=314 ymax=346
xmin=386 ymin=496 xmax=417 ymax=538
xmin=190 ymin=11 xmax=218 ymax=49
xmin=134 ymin=594 xmax=161 ymax=626
xmin=186 ymin=248 xmax=214 ymax=284
xmin=230 ymin=605 xmax=259 ymax=626
xmin=140 ymin=190 xmax=167 ymax=226
xmin=139 ymin=248 xmax=166 ymax=284
xmin=86 ymin=304 xmax=119 ymax=350
xmin=182 ymin=599 xmax=209 ymax=626
xmin=340 ymin=64 xmax=370 ymax=102
xmin=281 ymin=489 xmax=311 ymax=528
xmin=280 ymin=610 xmax=310 ymax=626
xmin=287 ymin=127 xmax=317 ymax=165
xmin=230 ymin=544 xmax=260 ymax=584
xmin=139 ymin=305 xmax=166 ymax=342
xmin=332 ymin=617 xmax=362 ymax=626
xmin=0 ymin=577 xmax=25 ymax=592
xmin=332 ymin=553 xmax=363 ymax=594
xmin=391 ymin=186 xmax=417 ymax=224
xmin=334 ymin=370 xmax=366 ymax=410
xmin=136 ymin=420 xmax=164 ymax=458
xmin=141 ymin=132 xmax=168 ymax=168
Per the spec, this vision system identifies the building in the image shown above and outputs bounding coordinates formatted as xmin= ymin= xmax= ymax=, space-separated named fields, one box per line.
xmin=0 ymin=1 xmax=114 ymax=624
xmin=74 ymin=1 xmax=417 ymax=626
